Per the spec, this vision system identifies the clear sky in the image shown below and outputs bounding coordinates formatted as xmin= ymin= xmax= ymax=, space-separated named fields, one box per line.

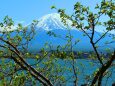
xmin=0 ymin=0 xmax=101 ymax=24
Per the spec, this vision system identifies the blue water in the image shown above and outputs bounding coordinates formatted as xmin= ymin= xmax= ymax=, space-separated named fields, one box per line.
xmin=0 ymin=58 xmax=115 ymax=86
xmin=26 ymin=58 xmax=115 ymax=86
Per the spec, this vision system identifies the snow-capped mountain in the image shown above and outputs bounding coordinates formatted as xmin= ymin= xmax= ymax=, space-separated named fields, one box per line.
xmin=37 ymin=13 xmax=73 ymax=31
xmin=28 ymin=13 xmax=115 ymax=53
xmin=0 ymin=13 xmax=114 ymax=53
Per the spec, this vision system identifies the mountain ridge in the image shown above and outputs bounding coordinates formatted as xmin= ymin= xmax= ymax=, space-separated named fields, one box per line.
xmin=0 ymin=13 xmax=114 ymax=53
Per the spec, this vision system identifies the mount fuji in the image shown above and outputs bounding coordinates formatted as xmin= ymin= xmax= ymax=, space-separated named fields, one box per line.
xmin=0 ymin=13 xmax=114 ymax=53
xmin=36 ymin=13 xmax=74 ymax=31
xmin=28 ymin=13 xmax=115 ymax=53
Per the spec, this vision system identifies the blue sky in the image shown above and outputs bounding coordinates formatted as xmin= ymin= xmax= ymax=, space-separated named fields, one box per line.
xmin=0 ymin=0 xmax=114 ymax=34
xmin=0 ymin=0 xmax=101 ymax=24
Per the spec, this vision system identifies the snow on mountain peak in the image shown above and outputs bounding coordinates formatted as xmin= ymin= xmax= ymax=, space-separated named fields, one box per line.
xmin=37 ymin=13 xmax=73 ymax=31
xmin=37 ymin=13 xmax=115 ymax=34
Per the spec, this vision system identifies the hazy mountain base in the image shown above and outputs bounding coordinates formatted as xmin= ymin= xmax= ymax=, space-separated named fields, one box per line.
xmin=23 ymin=50 xmax=113 ymax=60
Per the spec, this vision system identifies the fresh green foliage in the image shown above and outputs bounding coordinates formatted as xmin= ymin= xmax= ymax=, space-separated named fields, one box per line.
xmin=0 ymin=0 xmax=114 ymax=86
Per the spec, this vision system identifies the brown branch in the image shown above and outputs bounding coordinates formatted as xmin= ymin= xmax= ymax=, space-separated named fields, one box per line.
xmin=95 ymin=30 xmax=109 ymax=44
xmin=89 ymin=18 xmax=104 ymax=66
xmin=10 ymin=55 xmax=48 ymax=86
xmin=90 ymin=41 xmax=104 ymax=66
xmin=90 ymin=51 xmax=115 ymax=86
xmin=0 ymin=38 xmax=53 ymax=86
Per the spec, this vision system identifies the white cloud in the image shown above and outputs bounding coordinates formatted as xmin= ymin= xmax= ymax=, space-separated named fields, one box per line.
xmin=0 ymin=25 xmax=17 ymax=32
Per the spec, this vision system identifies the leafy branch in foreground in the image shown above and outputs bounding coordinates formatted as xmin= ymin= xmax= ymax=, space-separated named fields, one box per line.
xmin=0 ymin=0 xmax=114 ymax=86
xmin=0 ymin=16 xmax=53 ymax=86
xmin=51 ymin=0 xmax=115 ymax=85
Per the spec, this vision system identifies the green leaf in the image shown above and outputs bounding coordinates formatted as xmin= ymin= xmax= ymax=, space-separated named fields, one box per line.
xmin=51 ymin=6 xmax=56 ymax=9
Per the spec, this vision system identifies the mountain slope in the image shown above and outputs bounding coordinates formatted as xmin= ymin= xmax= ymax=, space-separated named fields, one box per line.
xmin=28 ymin=13 xmax=115 ymax=53
xmin=0 ymin=13 xmax=114 ymax=53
